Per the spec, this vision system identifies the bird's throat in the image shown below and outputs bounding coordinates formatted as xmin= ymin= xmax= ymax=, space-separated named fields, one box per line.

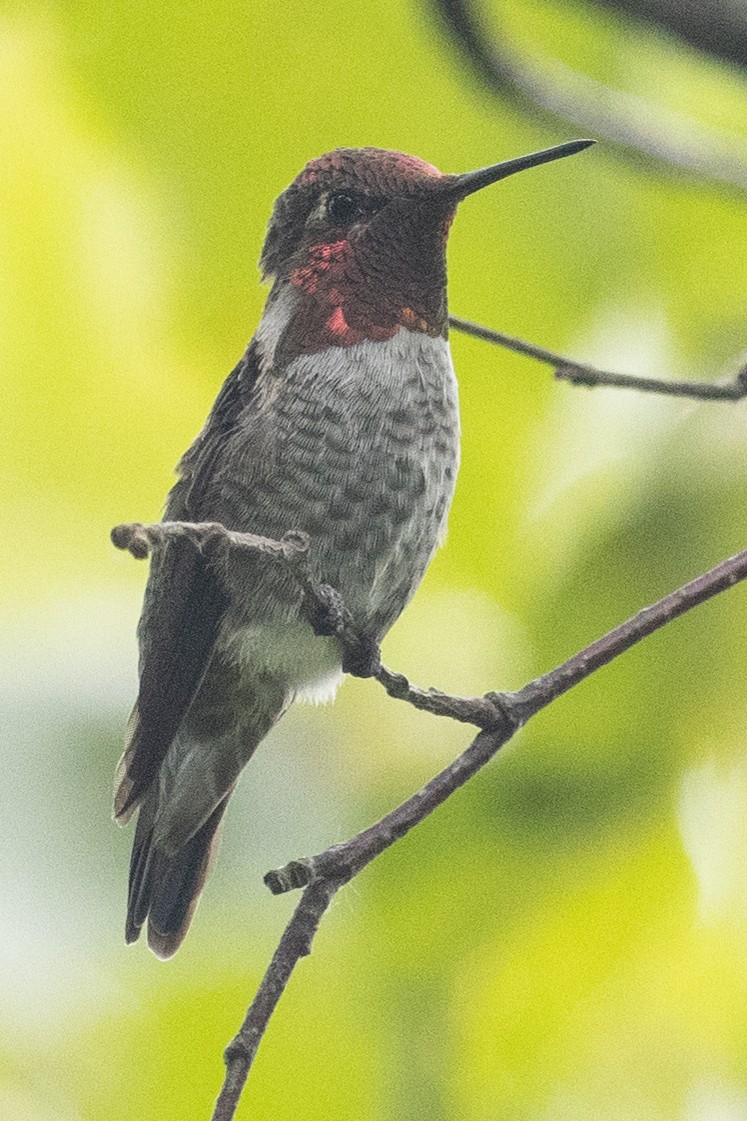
xmin=274 ymin=237 xmax=447 ymax=362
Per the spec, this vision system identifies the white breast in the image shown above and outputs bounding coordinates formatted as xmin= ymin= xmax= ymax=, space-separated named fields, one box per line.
xmin=222 ymin=323 xmax=461 ymax=704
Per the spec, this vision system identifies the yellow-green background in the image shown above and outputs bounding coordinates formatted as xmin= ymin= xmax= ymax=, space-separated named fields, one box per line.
xmin=3 ymin=1 xmax=747 ymax=1117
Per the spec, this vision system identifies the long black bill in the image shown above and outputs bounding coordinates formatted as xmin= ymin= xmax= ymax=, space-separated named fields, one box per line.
xmin=448 ymin=139 xmax=595 ymax=200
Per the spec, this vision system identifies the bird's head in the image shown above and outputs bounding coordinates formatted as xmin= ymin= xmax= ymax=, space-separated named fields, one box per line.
xmin=260 ymin=141 xmax=593 ymax=354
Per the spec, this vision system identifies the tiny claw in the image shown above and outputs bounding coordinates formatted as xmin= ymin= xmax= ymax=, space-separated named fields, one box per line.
xmin=129 ymin=532 xmax=150 ymax=560
xmin=110 ymin=523 xmax=133 ymax=549
xmin=342 ymin=634 xmax=382 ymax=679
xmin=111 ymin=523 xmax=150 ymax=558
xmin=281 ymin=529 xmax=310 ymax=556
xmin=304 ymin=584 xmax=345 ymax=637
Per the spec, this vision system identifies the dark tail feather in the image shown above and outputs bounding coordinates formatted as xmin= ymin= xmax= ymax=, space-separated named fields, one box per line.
xmin=126 ymin=795 xmax=229 ymax=959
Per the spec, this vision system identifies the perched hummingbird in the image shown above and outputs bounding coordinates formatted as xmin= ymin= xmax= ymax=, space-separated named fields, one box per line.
xmin=116 ymin=140 xmax=593 ymax=957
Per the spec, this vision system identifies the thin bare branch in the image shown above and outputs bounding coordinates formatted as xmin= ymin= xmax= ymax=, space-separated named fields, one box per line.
xmin=375 ymin=664 xmax=502 ymax=726
xmin=430 ymin=0 xmax=747 ymax=196
xmin=111 ymin=520 xmax=384 ymax=678
xmin=450 ymin=315 xmax=747 ymax=401
xmin=110 ymin=519 xmax=747 ymax=1119
xmin=112 ymin=520 xmax=515 ymax=718
xmin=212 ymin=880 xmax=339 ymax=1121
xmin=110 ymin=519 xmax=310 ymax=566
xmin=266 ymin=543 xmax=747 ymax=894
xmin=215 ymin=541 xmax=747 ymax=1119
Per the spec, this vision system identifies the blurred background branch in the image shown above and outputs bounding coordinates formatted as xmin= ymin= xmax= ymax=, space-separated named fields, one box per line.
xmin=589 ymin=0 xmax=747 ymax=69
xmin=430 ymin=0 xmax=747 ymax=193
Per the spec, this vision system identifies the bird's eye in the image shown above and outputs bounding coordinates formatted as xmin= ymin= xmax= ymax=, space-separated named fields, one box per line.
xmin=327 ymin=192 xmax=362 ymax=226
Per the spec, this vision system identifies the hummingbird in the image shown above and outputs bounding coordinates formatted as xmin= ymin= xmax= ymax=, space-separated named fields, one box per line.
xmin=115 ymin=139 xmax=594 ymax=958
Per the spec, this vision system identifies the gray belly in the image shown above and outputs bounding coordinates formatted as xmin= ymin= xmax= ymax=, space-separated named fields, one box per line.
xmin=210 ymin=330 xmax=460 ymax=687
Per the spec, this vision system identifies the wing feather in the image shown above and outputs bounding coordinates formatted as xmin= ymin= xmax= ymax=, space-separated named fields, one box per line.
xmin=114 ymin=342 xmax=262 ymax=818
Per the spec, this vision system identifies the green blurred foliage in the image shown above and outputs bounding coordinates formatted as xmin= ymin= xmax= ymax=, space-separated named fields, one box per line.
xmin=2 ymin=0 xmax=747 ymax=1117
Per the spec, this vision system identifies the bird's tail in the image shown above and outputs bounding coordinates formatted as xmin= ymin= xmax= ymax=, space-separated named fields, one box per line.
xmin=125 ymin=788 xmax=231 ymax=960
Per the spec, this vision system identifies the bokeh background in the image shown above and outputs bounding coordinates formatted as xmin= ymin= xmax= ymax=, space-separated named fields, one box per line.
xmin=3 ymin=1 xmax=747 ymax=1118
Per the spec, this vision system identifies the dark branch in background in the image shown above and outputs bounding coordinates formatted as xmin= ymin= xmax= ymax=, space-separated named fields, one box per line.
xmin=112 ymin=521 xmax=747 ymax=1121
xmin=450 ymin=315 xmax=747 ymax=401
xmin=590 ymin=0 xmax=747 ymax=71
xmin=429 ymin=0 xmax=747 ymax=196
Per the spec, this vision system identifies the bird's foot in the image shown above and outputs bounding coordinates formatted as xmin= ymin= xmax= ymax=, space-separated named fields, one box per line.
xmin=302 ymin=582 xmax=381 ymax=677
xmin=304 ymin=583 xmax=346 ymax=637
xmin=342 ymin=633 xmax=382 ymax=679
